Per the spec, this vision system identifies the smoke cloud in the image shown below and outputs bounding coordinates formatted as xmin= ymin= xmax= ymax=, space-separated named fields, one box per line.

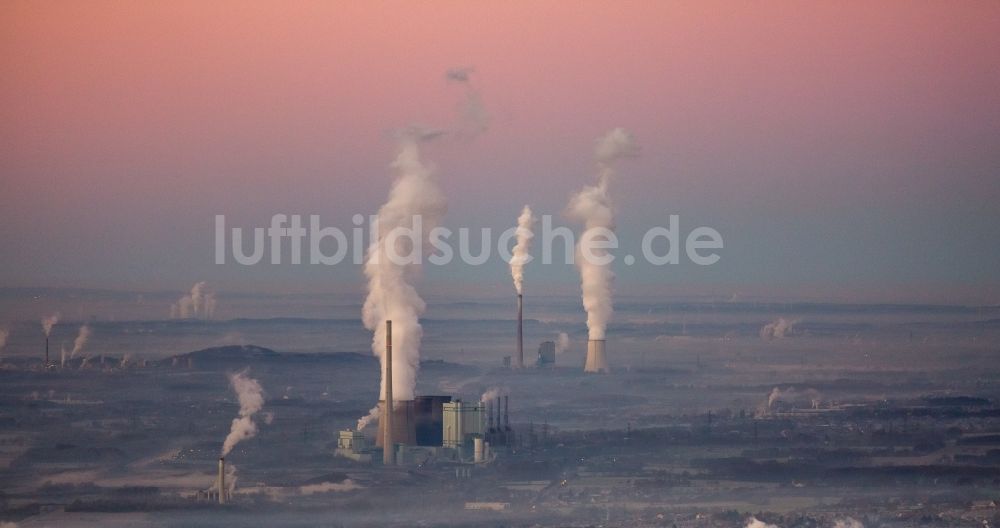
xmin=745 ymin=517 xmax=780 ymax=528
xmin=567 ymin=128 xmax=637 ymax=340
xmin=480 ymin=387 xmax=508 ymax=403
xmin=70 ymin=324 xmax=91 ymax=358
xmin=555 ymin=332 xmax=570 ymax=354
xmin=221 ymin=369 xmax=265 ymax=456
xmin=764 ymin=386 xmax=821 ymax=414
xmin=833 ymin=519 xmax=864 ymax=528
xmin=356 ymin=405 xmax=380 ymax=431
xmin=41 ymin=313 xmax=60 ymax=337
xmin=509 ymin=205 xmax=536 ymax=295
xmin=445 ymin=66 xmax=489 ymax=137
xmin=172 ymin=282 xmax=217 ymax=320
xmin=760 ymin=317 xmax=799 ymax=340
xmin=362 ymin=130 xmax=448 ymax=402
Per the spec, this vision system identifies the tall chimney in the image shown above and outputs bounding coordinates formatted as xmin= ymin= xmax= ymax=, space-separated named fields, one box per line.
xmin=218 ymin=457 xmax=226 ymax=504
xmin=584 ymin=339 xmax=609 ymax=373
xmin=516 ymin=294 xmax=524 ymax=368
xmin=383 ymin=320 xmax=395 ymax=466
xmin=45 ymin=337 xmax=49 ymax=367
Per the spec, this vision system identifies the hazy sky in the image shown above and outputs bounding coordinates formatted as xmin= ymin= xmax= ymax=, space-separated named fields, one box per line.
xmin=2 ymin=1 xmax=999 ymax=304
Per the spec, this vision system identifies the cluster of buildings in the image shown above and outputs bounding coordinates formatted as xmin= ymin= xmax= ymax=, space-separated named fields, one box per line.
xmin=336 ymin=394 xmax=515 ymax=466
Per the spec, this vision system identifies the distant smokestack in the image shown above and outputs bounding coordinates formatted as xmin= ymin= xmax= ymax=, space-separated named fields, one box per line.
xmin=383 ymin=320 xmax=395 ymax=466
xmin=516 ymin=294 xmax=524 ymax=368
xmin=584 ymin=339 xmax=608 ymax=373
xmin=218 ymin=457 xmax=226 ymax=504
xmin=487 ymin=399 xmax=494 ymax=431
xmin=504 ymin=395 xmax=509 ymax=430
xmin=45 ymin=337 xmax=49 ymax=367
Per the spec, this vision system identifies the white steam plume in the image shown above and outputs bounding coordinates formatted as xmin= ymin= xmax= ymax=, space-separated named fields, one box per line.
xmin=745 ymin=517 xmax=780 ymax=528
xmin=172 ymin=282 xmax=216 ymax=319
xmin=833 ymin=518 xmax=864 ymax=528
xmin=554 ymin=332 xmax=570 ymax=354
xmin=567 ymin=128 xmax=637 ymax=340
xmin=221 ymin=369 xmax=265 ymax=456
xmin=362 ymin=130 xmax=447 ymax=402
xmin=509 ymin=205 xmax=536 ymax=295
xmin=764 ymin=386 xmax=821 ymax=414
xmin=760 ymin=317 xmax=799 ymax=340
xmin=480 ymin=387 xmax=507 ymax=403
xmin=70 ymin=324 xmax=91 ymax=358
xmin=42 ymin=313 xmax=60 ymax=337
xmin=356 ymin=405 xmax=380 ymax=431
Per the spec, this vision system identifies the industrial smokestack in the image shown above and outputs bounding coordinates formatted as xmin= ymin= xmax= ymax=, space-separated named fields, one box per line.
xmin=383 ymin=320 xmax=395 ymax=466
xmin=218 ymin=457 xmax=226 ymax=504
xmin=509 ymin=206 xmax=534 ymax=368
xmin=584 ymin=339 xmax=609 ymax=373
xmin=516 ymin=294 xmax=524 ymax=368
xmin=504 ymin=395 xmax=509 ymax=430
xmin=45 ymin=337 xmax=49 ymax=367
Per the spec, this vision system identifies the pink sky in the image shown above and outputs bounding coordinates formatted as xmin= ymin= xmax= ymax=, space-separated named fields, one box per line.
xmin=2 ymin=1 xmax=999 ymax=303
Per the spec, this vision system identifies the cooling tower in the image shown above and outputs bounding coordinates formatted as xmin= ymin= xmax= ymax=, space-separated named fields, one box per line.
xmin=584 ymin=339 xmax=608 ymax=373
xmin=382 ymin=320 xmax=395 ymax=465
xmin=217 ymin=457 xmax=226 ymax=504
xmin=516 ymin=294 xmax=524 ymax=368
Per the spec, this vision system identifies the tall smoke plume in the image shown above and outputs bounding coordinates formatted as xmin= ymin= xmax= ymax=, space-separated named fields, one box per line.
xmin=509 ymin=206 xmax=536 ymax=295
xmin=70 ymin=324 xmax=91 ymax=358
xmin=567 ymin=128 xmax=637 ymax=340
xmin=42 ymin=313 xmax=60 ymax=337
xmin=760 ymin=317 xmax=799 ymax=340
xmin=172 ymin=282 xmax=217 ymax=320
xmin=362 ymin=130 xmax=447 ymax=402
xmin=221 ymin=369 xmax=265 ymax=456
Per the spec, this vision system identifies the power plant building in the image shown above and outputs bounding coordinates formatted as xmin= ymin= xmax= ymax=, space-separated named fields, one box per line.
xmin=442 ymin=400 xmax=485 ymax=449
xmin=537 ymin=341 xmax=555 ymax=367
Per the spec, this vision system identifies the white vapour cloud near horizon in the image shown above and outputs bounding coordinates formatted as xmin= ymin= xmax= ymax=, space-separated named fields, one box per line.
xmin=567 ymin=128 xmax=638 ymax=340
xmin=171 ymin=281 xmax=217 ymax=320
xmin=42 ymin=313 xmax=60 ymax=337
xmin=760 ymin=317 xmax=799 ymax=340
xmin=745 ymin=517 xmax=780 ymax=528
xmin=510 ymin=205 xmax=536 ymax=295
xmin=70 ymin=324 xmax=91 ymax=359
xmin=221 ymin=369 xmax=265 ymax=457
